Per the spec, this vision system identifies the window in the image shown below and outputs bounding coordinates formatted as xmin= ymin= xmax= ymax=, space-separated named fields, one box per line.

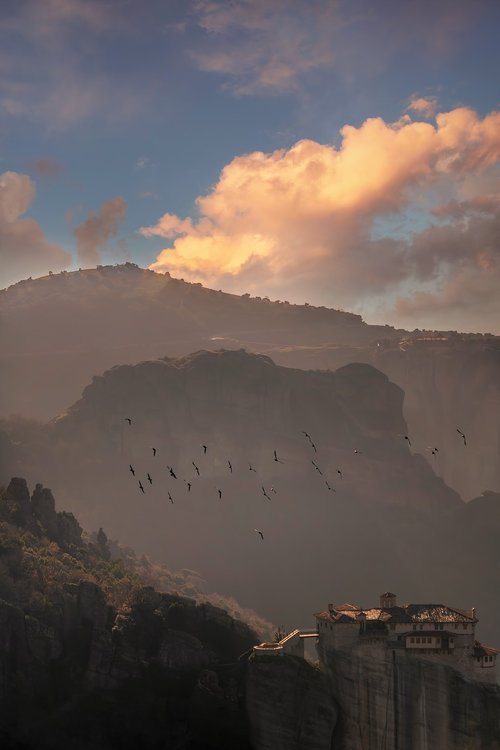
xmin=416 ymin=637 xmax=421 ymax=643
xmin=410 ymin=637 xmax=415 ymax=643
xmin=427 ymin=637 xmax=431 ymax=643
xmin=413 ymin=625 xmax=417 ymax=630
xmin=419 ymin=624 xmax=424 ymax=630
xmin=463 ymin=624 xmax=468 ymax=630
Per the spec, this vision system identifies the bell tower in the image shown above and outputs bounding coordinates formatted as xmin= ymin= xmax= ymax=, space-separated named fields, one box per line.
xmin=380 ymin=592 xmax=397 ymax=608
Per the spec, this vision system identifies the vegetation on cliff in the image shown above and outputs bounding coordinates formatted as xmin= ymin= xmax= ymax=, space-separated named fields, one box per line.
xmin=0 ymin=477 xmax=259 ymax=749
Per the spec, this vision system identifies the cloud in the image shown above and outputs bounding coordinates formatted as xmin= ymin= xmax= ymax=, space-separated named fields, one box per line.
xmin=74 ymin=197 xmax=127 ymax=266
xmin=407 ymin=96 xmax=439 ymax=118
xmin=190 ymin=0 xmax=339 ymax=94
xmin=26 ymin=157 xmax=64 ymax=178
xmin=143 ymin=106 xmax=500 ymax=331
xmin=0 ymin=171 xmax=71 ymax=288
xmin=0 ymin=0 xmax=145 ymax=128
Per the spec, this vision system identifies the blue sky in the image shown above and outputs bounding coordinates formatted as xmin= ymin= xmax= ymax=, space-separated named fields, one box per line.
xmin=1 ymin=0 xmax=500 ymax=332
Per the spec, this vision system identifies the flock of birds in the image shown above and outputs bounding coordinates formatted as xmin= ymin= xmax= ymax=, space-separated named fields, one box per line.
xmin=122 ymin=418 xmax=469 ymax=541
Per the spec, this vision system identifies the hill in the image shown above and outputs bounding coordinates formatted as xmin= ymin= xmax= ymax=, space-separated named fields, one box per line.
xmin=0 ymin=476 xmax=262 ymax=749
xmin=1 ymin=264 xmax=499 ymax=500
xmin=9 ymin=349 xmax=498 ymax=640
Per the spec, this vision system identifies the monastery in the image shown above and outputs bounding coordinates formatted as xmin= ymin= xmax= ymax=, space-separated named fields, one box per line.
xmin=254 ymin=592 xmax=498 ymax=683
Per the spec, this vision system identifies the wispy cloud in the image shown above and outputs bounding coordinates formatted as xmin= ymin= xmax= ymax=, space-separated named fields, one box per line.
xmin=142 ymin=105 xmax=500 ymax=331
xmin=190 ymin=0 xmax=339 ymax=95
xmin=0 ymin=171 xmax=71 ymax=288
xmin=74 ymin=196 xmax=127 ymax=266
xmin=26 ymin=157 xmax=64 ymax=178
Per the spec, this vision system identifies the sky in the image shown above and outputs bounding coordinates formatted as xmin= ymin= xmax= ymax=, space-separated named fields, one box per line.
xmin=1 ymin=0 xmax=500 ymax=333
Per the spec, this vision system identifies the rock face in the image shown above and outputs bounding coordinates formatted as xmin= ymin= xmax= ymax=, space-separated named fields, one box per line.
xmin=246 ymin=654 xmax=337 ymax=750
xmin=1 ymin=351 xmax=468 ymax=633
xmin=0 ymin=478 xmax=259 ymax=749
xmin=317 ymin=640 xmax=500 ymax=750
xmin=2 ymin=265 xmax=499 ymax=500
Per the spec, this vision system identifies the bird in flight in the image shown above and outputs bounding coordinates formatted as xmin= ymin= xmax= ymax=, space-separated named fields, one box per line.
xmin=152 ymin=447 xmax=157 ymax=457
xmin=325 ymin=480 xmax=336 ymax=492
xmin=270 ymin=486 xmax=277 ymax=494
xmin=273 ymin=450 xmax=283 ymax=463
xmin=185 ymin=480 xmax=192 ymax=492
xmin=217 ymin=487 xmax=223 ymax=500
xmin=167 ymin=466 xmax=177 ymax=479
xmin=228 ymin=460 xmax=233 ymax=473
xmin=354 ymin=449 xmax=363 ymax=454
xmin=168 ymin=492 xmax=174 ymax=504
xmin=337 ymin=468 xmax=343 ymax=479
xmin=254 ymin=529 xmax=264 ymax=540
xmin=457 ymin=428 xmax=467 ymax=446
xmin=192 ymin=461 xmax=200 ymax=476
xmin=124 ymin=418 xmax=132 ymax=425
xmin=404 ymin=435 xmax=411 ymax=447
xmin=249 ymin=463 xmax=256 ymax=472
xmin=262 ymin=486 xmax=271 ymax=500
xmin=201 ymin=444 xmax=207 ymax=454
xmin=312 ymin=460 xmax=323 ymax=475
xmin=138 ymin=481 xmax=145 ymax=494
xmin=147 ymin=473 xmax=152 ymax=485
xmin=426 ymin=446 xmax=439 ymax=456
xmin=129 ymin=465 xmax=135 ymax=477
xmin=302 ymin=431 xmax=317 ymax=452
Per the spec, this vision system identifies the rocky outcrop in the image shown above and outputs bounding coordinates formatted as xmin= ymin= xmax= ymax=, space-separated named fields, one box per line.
xmin=317 ymin=640 xmax=500 ymax=750
xmin=2 ymin=265 xmax=499 ymax=501
xmin=0 ymin=479 xmax=259 ymax=748
xmin=246 ymin=654 xmax=337 ymax=750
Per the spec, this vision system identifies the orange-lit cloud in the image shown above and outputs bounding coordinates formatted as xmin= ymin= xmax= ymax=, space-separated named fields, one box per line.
xmin=143 ymin=107 xmax=500 ymax=327
xmin=74 ymin=197 xmax=127 ymax=266
xmin=0 ymin=171 xmax=71 ymax=288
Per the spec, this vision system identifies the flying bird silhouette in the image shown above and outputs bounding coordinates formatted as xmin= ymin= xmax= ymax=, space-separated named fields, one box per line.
xmin=228 ymin=460 xmax=233 ymax=473
xmin=152 ymin=447 xmax=157 ymax=457
xmin=404 ymin=435 xmax=411 ymax=447
xmin=302 ymin=431 xmax=317 ymax=451
xmin=457 ymin=428 xmax=467 ymax=446
xmin=273 ymin=450 xmax=283 ymax=463
xmin=147 ymin=473 xmax=152 ymax=485
xmin=129 ymin=465 xmax=135 ymax=476
xmin=261 ymin=486 xmax=271 ymax=500
xmin=254 ymin=529 xmax=264 ymax=540
xmin=249 ymin=463 xmax=256 ymax=472
xmin=217 ymin=488 xmax=223 ymax=500
xmin=185 ymin=480 xmax=192 ymax=492
xmin=337 ymin=468 xmax=343 ymax=479
xmin=426 ymin=446 xmax=439 ymax=456
xmin=325 ymin=480 xmax=336 ymax=492
xmin=124 ymin=418 xmax=132 ymax=425
xmin=354 ymin=449 xmax=363 ymax=454
xmin=270 ymin=486 xmax=277 ymax=494
xmin=201 ymin=444 xmax=207 ymax=454
xmin=138 ymin=481 xmax=145 ymax=494
xmin=192 ymin=461 xmax=200 ymax=476
xmin=312 ymin=460 xmax=323 ymax=475
xmin=168 ymin=492 xmax=174 ymax=504
xmin=167 ymin=466 xmax=177 ymax=479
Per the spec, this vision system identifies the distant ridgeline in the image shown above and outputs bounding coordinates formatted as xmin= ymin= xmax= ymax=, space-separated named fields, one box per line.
xmin=0 ymin=478 xmax=259 ymax=750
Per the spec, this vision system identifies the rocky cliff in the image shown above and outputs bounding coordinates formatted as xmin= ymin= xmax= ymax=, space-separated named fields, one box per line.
xmin=246 ymin=654 xmax=337 ymax=750
xmin=0 ymin=477 xmax=259 ymax=749
xmin=0 ymin=350 xmax=468 ymax=634
xmin=2 ymin=265 xmax=499 ymax=500
xmin=317 ymin=639 xmax=500 ymax=750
